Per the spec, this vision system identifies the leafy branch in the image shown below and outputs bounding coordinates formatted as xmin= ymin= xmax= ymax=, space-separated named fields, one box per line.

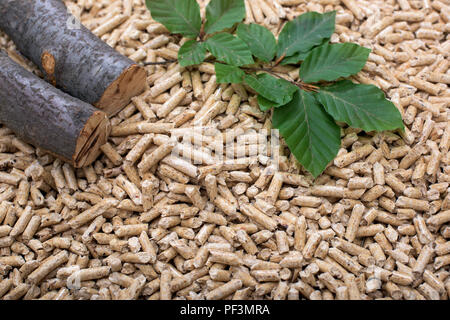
xmin=146 ymin=0 xmax=404 ymax=178
xmin=240 ymin=66 xmax=319 ymax=92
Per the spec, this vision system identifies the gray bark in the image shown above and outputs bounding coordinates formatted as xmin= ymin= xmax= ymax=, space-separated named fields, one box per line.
xmin=0 ymin=0 xmax=145 ymax=114
xmin=0 ymin=50 xmax=104 ymax=166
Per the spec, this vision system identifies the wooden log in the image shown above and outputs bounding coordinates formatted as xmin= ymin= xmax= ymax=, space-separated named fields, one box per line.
xmin=0 ymin=0 xmax=147 ymax=116
xmin=0 ymin=50 xmax=110 ymax=168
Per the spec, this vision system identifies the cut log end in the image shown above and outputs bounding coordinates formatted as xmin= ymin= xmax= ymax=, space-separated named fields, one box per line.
xmin=95 ymin=64 xmax=147 ymax=116
xmin=0 ymin=50 xmax=111 ymax=169
xmin=73 ymin=111 xmax=110 ymax=168
xmin=1 ymin=0 xmax=146 ymax=117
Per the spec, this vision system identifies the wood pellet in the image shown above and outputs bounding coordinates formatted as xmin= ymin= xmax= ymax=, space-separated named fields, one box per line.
xmin=0 ymin=0 xmax=448 ymax=300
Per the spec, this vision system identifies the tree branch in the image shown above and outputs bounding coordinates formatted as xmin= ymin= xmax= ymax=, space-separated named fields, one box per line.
xmin=242 ymin=67 xmax=319 ymax=92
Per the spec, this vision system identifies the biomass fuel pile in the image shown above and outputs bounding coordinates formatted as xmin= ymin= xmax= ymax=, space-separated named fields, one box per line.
xmin=0 ymin=0 xmax=449 ymax=300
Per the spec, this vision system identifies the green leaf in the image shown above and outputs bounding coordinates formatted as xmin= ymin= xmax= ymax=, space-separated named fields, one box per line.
xmin=300 ymin=43 xmax=371 ymax=83
xmin=204 ymin=0 xmax=246 ymax=34
xmin=236 ymin=24 xmax=276 ymax=62
xmin=146 ymin=0 xmax=201 ymax=38
xmin=257 ymin=95 xmax=284 ymax=111
xmin=178 ymin=40 xmax=206 ymax=66
xmin=280 ymin=51 xmax=310 ymax=65
xmin=205 ymin=33 xmax=254 ymax=66
xmin=273 ymin=89 xmax=341 ymax=178
xmin=277 ymin=11 xmax=336 ymax=58
xmin=244 ymin=73 xmax=297 ymax=105
xmin=316 ymin=80 xmax=404 ymax=132
xmin=215 ymin=63 xmax=245 ymax=83
xmin=281 ymin=37 xmax=330 ymax=65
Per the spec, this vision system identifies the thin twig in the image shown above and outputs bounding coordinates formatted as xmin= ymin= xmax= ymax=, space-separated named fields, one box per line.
xmin=273 ymin=54 xmax=285 ymax=67
xmin=199 ymin=23 xmax=205 ymax=41
xmin=242 ymin=67 xmax=319 ymax=92
xmin=141 ymin=59 xmax=177 ymax=66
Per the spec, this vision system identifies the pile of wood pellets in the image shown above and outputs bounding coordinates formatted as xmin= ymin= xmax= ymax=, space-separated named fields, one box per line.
xmin=0 ymin=0 xmax=449 ymax=300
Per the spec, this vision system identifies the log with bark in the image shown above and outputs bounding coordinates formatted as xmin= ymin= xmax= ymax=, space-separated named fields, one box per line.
xmin=0 ymin=0 xmax=147 ymax=116
xmin=0 ymin=50 xmax=110 ymax=168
